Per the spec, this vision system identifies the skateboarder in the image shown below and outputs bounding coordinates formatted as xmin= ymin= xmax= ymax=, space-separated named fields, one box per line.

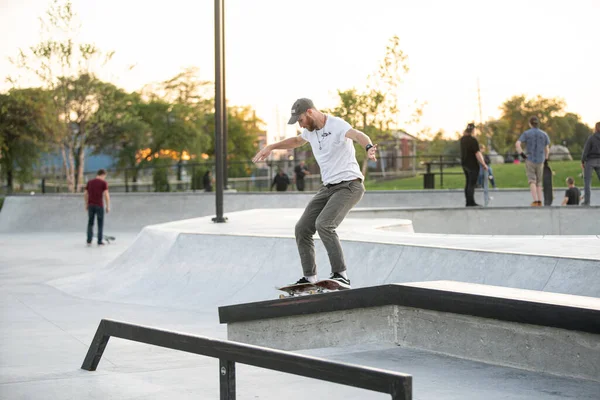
xmin=515 ymin=116 xmax=550 ymax=206
xmin=84 ymin=169 xmax=110 ymax=246
xmin=253 ymin=98 xmax=377 ymax=289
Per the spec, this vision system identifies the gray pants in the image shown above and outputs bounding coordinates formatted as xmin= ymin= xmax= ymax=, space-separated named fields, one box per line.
xmin=295 ymin=179 xmax=365 ymax=277
xmin=583 ymin=159 xmax=600 ymax=205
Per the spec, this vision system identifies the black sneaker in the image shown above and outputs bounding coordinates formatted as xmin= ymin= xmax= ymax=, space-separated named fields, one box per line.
xmin=330 ymin=272 xmax=351 ymax=289
xmin=294 ymin=277 xmax=312 ymax=285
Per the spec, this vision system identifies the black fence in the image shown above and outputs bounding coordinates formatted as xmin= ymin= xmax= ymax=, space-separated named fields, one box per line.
xmin=1 ymin=151 xmax=582 ymax=194
xmin=82 ymin=319 xmax=412 ymax=399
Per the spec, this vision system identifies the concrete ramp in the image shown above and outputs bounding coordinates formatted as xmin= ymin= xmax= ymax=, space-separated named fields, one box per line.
xmin=49 ymin=210 xmax=600 ymax=309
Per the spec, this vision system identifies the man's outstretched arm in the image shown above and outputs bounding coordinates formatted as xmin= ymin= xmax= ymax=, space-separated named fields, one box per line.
xmin=252 ymin=136 xmax=307 ymax=163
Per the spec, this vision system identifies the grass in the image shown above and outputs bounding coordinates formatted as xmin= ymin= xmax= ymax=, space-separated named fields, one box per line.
xmin=365 ymin=160 xmax=585 ymax=190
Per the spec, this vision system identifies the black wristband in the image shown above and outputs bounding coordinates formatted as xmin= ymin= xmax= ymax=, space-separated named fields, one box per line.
xmin=520 ymin=152 xmax=527 ymax=159
xmin=365 ymin=144 xmax=374 ymax=152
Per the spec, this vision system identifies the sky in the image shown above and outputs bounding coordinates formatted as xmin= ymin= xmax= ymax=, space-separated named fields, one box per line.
xmin=1 ymin=0 xmax=599 ymax=141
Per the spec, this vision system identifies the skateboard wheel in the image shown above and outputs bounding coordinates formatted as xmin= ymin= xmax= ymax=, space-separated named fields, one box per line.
xmin=279 ymin=294 xmax=285 ymax=299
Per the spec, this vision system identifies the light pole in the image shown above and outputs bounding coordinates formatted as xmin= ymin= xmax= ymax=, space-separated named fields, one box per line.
xmin=213 ymin=0 xmax=227 ymax=223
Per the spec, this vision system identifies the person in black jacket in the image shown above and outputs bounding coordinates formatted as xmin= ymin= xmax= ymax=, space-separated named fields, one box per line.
xmin=581 ymin=122 xmax=600 ymax=205
xmin=459 ymin=123 xmax=488 ymax=207
xmin=271 ymin=169 xmax=290 ymax=191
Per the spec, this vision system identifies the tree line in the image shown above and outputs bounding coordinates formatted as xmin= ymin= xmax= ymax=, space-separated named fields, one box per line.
xmin=421 ymin=95 xmax=593 ymax=160
xmin=0 ymin=1 xmax=263 ymax=193
xmin=1 ymin=1 xmax=593 ymax=193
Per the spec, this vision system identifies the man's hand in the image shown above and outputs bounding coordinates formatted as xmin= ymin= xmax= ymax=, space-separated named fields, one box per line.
xmin=85 ymin=205 xmax=88 ymax=212
xmin=367 ymin=144 xmax=378 ymax=161
xmin=106 ymin=206 xmax=110 ymax=214
xmin=252 ymin=146 xmax=272 ymax=163
xmin=581 ymin=163 xmax=585 ymax=169
xmin=482 ymin=164 xmax=489 ymax=171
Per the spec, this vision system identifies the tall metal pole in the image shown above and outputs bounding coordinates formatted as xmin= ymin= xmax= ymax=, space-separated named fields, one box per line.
xmin=213 ymin=0 xmax=226 ymax=223
xmin=222 ymin=2 xmax=228 ymax=190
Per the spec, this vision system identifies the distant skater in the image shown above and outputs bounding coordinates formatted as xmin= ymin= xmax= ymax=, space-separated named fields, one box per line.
xmin=515 ymin=116 xmax=550 ymax=206
xmin=459 ymin=123 xmax=488 ymax=207
xmin=84 ymin=169 xmax=110 ymax=246
xmin=252 ymin=98 xmax=377 ymax=289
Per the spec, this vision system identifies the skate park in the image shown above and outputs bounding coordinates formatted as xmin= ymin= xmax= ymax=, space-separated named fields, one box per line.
xmin=1 ymin=191 xmax=599 ymax=399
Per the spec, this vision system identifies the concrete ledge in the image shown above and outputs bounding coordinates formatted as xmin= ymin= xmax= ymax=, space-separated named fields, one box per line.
xmin=227 ymin=304 xmax=600 ymax=381
xmin=350 ymin=206 xmax=600 ymax=235
xmin=219 ymin=282 xmax=600 ymax=333
xmin=221 ymin=281 xmax=600 ymax=381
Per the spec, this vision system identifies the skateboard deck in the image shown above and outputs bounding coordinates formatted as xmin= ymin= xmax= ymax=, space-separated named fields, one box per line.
xmin=93 ymin=235 xmax=116 ymax=244
xmin=276 ymin=282 xmax=319 ymax=298
xmin=482 ymin=168 xmax=490 ymax=207
xmin=543 ymin=161 xmax=553 ymax=206
xmin=315 ymin=279 xmax=351 ymax=291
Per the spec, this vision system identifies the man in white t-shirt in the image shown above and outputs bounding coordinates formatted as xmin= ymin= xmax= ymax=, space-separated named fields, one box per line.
xmin=252 ymin=98 xmax=378 ymax=289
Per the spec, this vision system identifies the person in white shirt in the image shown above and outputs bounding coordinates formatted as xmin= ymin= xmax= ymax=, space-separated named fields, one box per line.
xmin=252 ymin=98 xmax=377 ymax=289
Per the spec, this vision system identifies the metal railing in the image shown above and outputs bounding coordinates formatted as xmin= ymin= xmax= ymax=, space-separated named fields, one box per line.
xmin=81 ymin=319 xmax=412 ymax=399
xmin=3 ymin=151 xmax=583 ymax=194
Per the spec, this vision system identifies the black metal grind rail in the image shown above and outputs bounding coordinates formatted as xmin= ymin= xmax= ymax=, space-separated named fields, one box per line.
xmin=81 ymin=319 xmax=412 ymax=399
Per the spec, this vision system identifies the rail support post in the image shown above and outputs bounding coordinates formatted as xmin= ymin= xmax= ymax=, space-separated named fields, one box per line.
xmin=219 ymin=359 xmax=236 ymax=400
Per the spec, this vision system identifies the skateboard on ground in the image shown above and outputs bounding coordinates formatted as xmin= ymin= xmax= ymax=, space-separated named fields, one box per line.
xmin=543 ymin=161 xmax=553 ymax=206
xmin=93 ymin=235 xmax=116 ymax=244
xmin=276 ymin=279 xmax=351 ymax=298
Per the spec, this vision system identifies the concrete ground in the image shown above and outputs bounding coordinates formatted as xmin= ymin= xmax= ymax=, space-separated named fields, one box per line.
xmin=1 ymin=194 xmax=599 ymax=399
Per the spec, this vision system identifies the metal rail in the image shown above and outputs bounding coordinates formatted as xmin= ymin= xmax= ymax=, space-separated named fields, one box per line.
xmin=81 ymin=319 xmax=412 ymax=399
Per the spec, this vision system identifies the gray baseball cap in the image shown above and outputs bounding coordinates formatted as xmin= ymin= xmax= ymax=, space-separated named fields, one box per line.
xmin=288 ymin=98 xmax=314 ymax=124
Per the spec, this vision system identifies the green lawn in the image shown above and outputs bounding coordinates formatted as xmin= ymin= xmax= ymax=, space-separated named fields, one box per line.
xmin=365 ymin=160 xmax=585 ymax=190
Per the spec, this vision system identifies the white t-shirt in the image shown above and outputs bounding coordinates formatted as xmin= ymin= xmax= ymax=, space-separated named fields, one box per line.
xmin=299 ymin=115 xmax=364 ymax=185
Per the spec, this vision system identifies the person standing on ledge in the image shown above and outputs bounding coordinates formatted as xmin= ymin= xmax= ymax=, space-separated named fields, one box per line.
xmin=252 ymin=98 xmax=377 ymax=289
xmin=460 ymin=123 xmax=488 ymax=207
xmin=515 ymin=116 xmax=550 ymax=206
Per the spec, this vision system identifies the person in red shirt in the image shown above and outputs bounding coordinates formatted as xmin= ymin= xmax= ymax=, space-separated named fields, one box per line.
xmin=84 ymin=169 xmax=110 ymax=245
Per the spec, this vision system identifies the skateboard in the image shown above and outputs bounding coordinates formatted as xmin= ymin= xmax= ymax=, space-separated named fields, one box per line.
xmin=277 ymin=279 xmax=351 ymax=298
xmin=543 ymin=161 xmax=553 ymax=206
xmin=276 ymin=282 xmax=320 ymax=298
xmin=93 ymin=235 xmax=116 ymax=244
xmin=482 ymin=168 xmax=490 ymax=207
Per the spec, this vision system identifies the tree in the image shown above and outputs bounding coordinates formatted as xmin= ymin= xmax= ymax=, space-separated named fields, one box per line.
xmin=327 ymin=36 xmax=425 ymax=174
xmin=9 ymin=0 xmax=115 ymax=192
xmin=489 ymin=95 xmax=591 ymax=156
xmin=0 ymin=88 xmax=55 ymax=192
